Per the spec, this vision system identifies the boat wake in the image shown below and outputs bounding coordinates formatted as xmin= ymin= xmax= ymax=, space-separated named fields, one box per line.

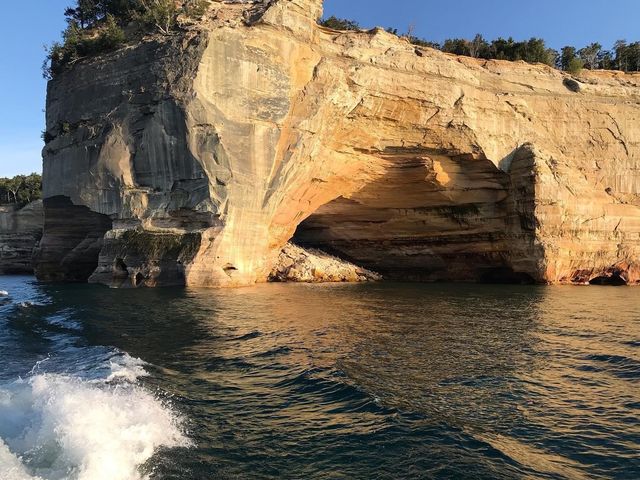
xmin=0 ymin=354 xmax=190 ymax=480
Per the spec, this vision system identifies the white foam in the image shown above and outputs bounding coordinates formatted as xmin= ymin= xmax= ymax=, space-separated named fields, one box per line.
xmin=0 ymin=359 xmax=190 ymax=480
xmin=0 ymin=290 xmax=9 ymax=297
xmin=106 ymin=354 xmax=149 ymax=384
xmin=0 ymin=439 xmax=35 ymax=480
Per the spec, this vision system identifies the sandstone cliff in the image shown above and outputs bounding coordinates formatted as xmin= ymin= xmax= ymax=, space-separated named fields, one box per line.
xmin=0 ymin=201 xmax=43 ymax=274
xmin=37 ymin=0 xmax=640 ymax=287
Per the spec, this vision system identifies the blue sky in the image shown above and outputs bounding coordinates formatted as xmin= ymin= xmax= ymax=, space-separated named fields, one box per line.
xmin=1 ymin=1 xmax=68 ymax=177
xmin=1 ymin=1 xmax=639 ymax=177
xmin=324 ymin=0 xmax=640 ymax=49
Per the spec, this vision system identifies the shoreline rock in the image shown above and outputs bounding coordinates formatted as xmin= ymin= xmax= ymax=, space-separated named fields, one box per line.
xmin=269 ymin=243 xmax=381 ymax=283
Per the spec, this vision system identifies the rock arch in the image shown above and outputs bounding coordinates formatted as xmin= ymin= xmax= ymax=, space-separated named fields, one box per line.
xmin=37 ymin=0 xmax=640 ymax=287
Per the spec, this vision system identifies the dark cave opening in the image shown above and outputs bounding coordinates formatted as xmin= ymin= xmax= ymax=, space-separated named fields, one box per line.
xmin=589 ymin=274 xmax=627 ymax=286
xmin=479 ymin=268 xmax=536 ymax=285
xmin=134 ymin=272 xmax=145 ymax=287
xmin=36 ymin=196 xmax=113 ymax=283
xmin=113 ymin=258 xmax=129 ymax=278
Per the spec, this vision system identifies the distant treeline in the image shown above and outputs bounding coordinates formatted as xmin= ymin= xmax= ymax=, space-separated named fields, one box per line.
xmin=319 ymin=16 xmax=640 ymax=75
xmin=0 ymin=174 xmax=42 ymax=206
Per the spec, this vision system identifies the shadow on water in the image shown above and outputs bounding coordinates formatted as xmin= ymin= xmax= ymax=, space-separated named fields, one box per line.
xmin=0 ymin=277 xmax=638 ymax=479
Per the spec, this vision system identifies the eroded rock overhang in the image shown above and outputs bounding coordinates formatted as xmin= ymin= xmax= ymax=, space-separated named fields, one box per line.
xmin=36 ymin=0 xmax=640 ymax=287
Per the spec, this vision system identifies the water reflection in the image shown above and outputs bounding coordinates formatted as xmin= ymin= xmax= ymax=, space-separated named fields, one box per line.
xmin=1 ymin=278 xmax=638 ymax=479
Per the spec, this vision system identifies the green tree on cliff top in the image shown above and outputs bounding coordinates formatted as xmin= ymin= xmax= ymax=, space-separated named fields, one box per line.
xmin=44 ymin=0 xmax=210 ymax=78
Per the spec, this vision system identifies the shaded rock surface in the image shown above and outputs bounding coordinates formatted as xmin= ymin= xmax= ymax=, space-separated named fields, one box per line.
xmin=35 ymin=196 xmax=112 ymax=282
xmin=270 ymin=243 xmax=381 ymax=283
xmin=88 ymin=229 xmax=201 ymax=288
xmin=0 ymin=201 xmax=44 ymax=274
xmin=37 ymin=0 xmax=640 ymax=287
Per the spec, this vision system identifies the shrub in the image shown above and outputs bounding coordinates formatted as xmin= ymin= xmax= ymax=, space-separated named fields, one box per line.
xmin=44 ymin=0 xmax=200 ymax=78
xmin=409 ymin=37 xmax=440 ymax=49
xmin=567 ymin=57 xmax=584 ymax=75
xmin=137 ymin=0 xmax=178 ymax=35
xmin=43 ymin=15 xmax=125 ymax=78
xmin=319 ymin=16 xmax=361 ymax=31
xmin=96 ymin=14 xmax=126 ymax=50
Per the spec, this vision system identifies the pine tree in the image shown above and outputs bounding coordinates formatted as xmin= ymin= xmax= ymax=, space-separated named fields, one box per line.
xmin=64 ymin=0 xmax=102 ymax=28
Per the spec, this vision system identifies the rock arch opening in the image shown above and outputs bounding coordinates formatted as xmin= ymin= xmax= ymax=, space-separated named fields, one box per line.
xmin=114 ymin=258 xmax=129 ymax=278
xmin=290 ymin=148 xmax=540 ymax=284
xmin=479 ymin=268 xmax=536 ymax=285
xmin=589 ymin=273 xmax=627 ymax=286
xmin=134 ymin=272 xmax=145 ymax=287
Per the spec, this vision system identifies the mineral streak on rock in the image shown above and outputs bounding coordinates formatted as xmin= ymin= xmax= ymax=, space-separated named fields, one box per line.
xmin=0 ymin=201 xmax=44 ymax=275
xmin=36 ymin=0 xmax=640 ymax=287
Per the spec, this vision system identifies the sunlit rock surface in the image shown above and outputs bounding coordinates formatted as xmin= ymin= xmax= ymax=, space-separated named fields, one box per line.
xmin=0 ymin=201 xmax=43 ymax=274
xmin=37 ymin=0 xmax=640 ymax=287
xmin=270 ymin=243 xmax=381 ymax=283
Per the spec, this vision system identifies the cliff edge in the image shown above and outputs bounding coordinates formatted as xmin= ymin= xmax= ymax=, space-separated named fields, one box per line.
xmin=37 ymin=0 xmax=640 ymax=287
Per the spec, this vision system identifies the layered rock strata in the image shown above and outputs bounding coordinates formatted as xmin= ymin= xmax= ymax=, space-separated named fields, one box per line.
xmin=0 ymin=201 xmax=44 ymax=274
xmin=37 ymin=0 xmax=640 ymax=286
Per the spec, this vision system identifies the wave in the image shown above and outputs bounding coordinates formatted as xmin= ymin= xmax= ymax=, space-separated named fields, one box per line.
xmin=0 ymin=354 xmax=190 ymax=480
xmin=477 ymin=433 xmax=591 ymax=480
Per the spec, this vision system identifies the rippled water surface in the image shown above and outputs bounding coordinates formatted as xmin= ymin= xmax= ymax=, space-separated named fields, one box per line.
xmin=0 ymin=276 xmax=638 ymax=479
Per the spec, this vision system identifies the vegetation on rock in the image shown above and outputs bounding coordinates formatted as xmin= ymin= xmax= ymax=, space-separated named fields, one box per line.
xmin=319 ymin=16 xmax=640 ymax=74
xmin=0 ymin=174 xmax=42 ymax=206
xmin=44 ymin=0 xmax=209 ymax=78
xmin=46 ymin=5 xmax=639 ymax=79
xmin=120 ymin=230 xmax=201 ymax=261
xmin=318 ymin=16 xmax=361 ymax=31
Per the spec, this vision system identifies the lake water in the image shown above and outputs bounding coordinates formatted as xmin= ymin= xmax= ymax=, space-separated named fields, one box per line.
xmin=0 ymin=276 xmax=638 ymax=479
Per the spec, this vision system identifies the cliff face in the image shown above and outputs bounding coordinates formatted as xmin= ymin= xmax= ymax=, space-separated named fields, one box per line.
xmin=0 ymin=201 xmax=43 ymax=274
xmin=37 ymin=0 xmax=640 ymax=287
